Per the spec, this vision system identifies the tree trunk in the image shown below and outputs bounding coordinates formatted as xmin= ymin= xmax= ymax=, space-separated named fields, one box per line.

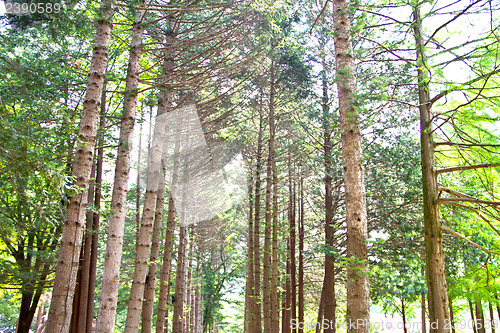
xmin=316 ymin=284 xmax=325 ymax=333
xmin=449 ymin=296 xmax=455 ymax=333
xmin=75 ymin=159 xmax=97 ymax=333
xmin=284 ymin=246 xmax=291 ymax=333
xmin=140 ymin=161 xmax=167 ymax=333
xmin=18 ymin=291 xmax=41 ymax=333
xmin=412 ymin=5 xmax=450 ymax=333
xmin=270 ymin=58 xmax=280 ymax=333
xmin=195 ymin=256 xmax=202 ymax=333
xmin=476 ymin=300 xmax=486 ymax=333
xmin=402 ymin=299 xmax=407 ymax=333
xmin=470 ymin=300 xmax=478 ymax=333
xmin=321 ymin=47 xmax=336 ymax=333
xmin=155 ymin=133 xmax=181 ymax=333
xmin=290 ymin=162 xmax=297 ymax=333
xmin=252 ymin=110 xmax=264 ymax=333
xmin=86 ymin=97 xmax=105 ymax=332
xmin=245 ymin=170 xmax=255 ymax=333
xmin=70 ymin=246 xmax=83 ymax=333
xmin=185 ymin=227 xmax=195 ymax=333
xmin=333 ymin=0 xmax=370 ymax=332
xmin=95 ymin=3 xmax=146 ymax=331
xmin=489 ymin=302 xmax=495 ymax=333
xmin=154 ymin=194 xmax=176 ymax=333
xmin=298 ymin=174 xmax=304 ymax=333
xmin=263 ymin=98 xmax=272 ymax=333
xmin=135 ymin=110 xmax=143 ymax=251
xmin=421 ymin=265 xmax=427 ymax=333
xmin=123 ymin=13 xmax=176 ymax=333
xmin=46 ymin=1 xmax=114 ymax=331
xmin=172 ymin=225 xmax=189 ymax=332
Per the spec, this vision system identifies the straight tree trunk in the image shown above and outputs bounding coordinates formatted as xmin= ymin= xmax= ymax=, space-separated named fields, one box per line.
xmin=470 ymin=300 xmax=478 ymax=333
xmin=449 ymin=296 xmax=455 ymax=333
xmin=96 ymin=3 xmax=146 ymax=331
xmin=245 ymin=170 xmax=255 ymax=333
xmin=70 ymin=246 xmax=84 ymax=333
xmin=173 ymin=162 xmax=191 ymax=333
xmin=45 ymin=1 xmax=114 ymax=331
xmin=298 ymin=174 xmax=304 ymax=333
xmin=413 ymin=5 xmax=450 ymax=332
xmin=86 ymin=98 xmax=106 ymax=332
xmin=263 ymin=97 xmax=273 ymax=333
xmin=75 ymin=160 xmax=96 ymax=333
xmin=283 ymin=243 xmax=291 ymax=333
xmin=140 ymin=161 xmax=167 ymax=333
xmin=154 ymin=194 xmax=176 ymax=333
xmin=333 ymin=0 xmax=370 ymax=332
xmin=421 ymin=265 xmax=427 ymax=333
xmin=184 ymin=227 xmax=194 ymax=333
xmin=316 ymin=285 xmax=325 ymax=333
xmin=155 ymin=133 xmax=181 ymax=333
xmin=401 ymin=299 xmax=407 ymax=333
xmin=172 ymin=225 xmax=189 ymax=332
xmin=270 ymin=58 xmax=280 ymax=333
xmin=195 ymin=256 xmax=202 ymax=333
xmin=123 ymin=13 xmax=176 ymax=333
xmin=476 ymin=300 xmax=486 ymax=333
xmin=135 ymin=111 xmax=143 ymax=248
xmin=252 ymin=111 xmax=265 ymax=333
xmin=290 ymin=162 xmax=297 ymax=332
xmin=489 ymin=302 xmax=495 ymax=333
xmin=322 ymin=49 xmax=336 ymax=333
xmin=496 ymin=295 xmax=500 ymax=324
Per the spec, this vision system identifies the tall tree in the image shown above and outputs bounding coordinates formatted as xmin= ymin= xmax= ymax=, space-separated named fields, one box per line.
xmin=412 ymin=4 xmax=450 ymax=331
xmin=95 ymin=2 xmax=146 ymax=331
xmin=332 ymin=0 xmax=370 ymax=332
xmin=45 ymin=1 xmax=115 ymax=331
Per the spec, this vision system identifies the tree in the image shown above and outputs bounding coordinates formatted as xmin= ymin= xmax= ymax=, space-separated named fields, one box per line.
xmin=95 ymin=1 xmax=147 ymax=331
xmin=332 ymin=0 xmax=370 ymax=331
xmin=45 ymin=0 xmax=115 ymax=331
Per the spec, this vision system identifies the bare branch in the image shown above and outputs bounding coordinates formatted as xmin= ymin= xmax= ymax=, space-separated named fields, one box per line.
xmin=430 ymin=68 xmax=500 ymax=106
xmin=442 ymin=226 xmax=500 ymax=255
xmin=436 ymin=197 xmax=500 ymax=206
xmin=436 ymin=163 xmax=500 ymax=174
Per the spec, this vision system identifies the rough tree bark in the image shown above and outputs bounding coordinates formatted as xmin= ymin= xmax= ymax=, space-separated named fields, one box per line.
xmin=252 ymin=110 xmax=264 ymax=333
xmin=95 ymin=3 xmax=146 ymax=331
xmin=86 ymin=96 xmax=105 ymax=333
xmin=263 ymin=95 xmax=273 ymax=333
xmin=270 ymin=59 xmax=280 ymax=333
xmin=140 ymin=160 xmax=167 ymax=333
xmin=154 ymin=194 xmax=176 ymax=333
xmin=476 ymin=300 xmax=486 ymax=333
xmin=154 ymin=13 xmax=178 ymax=331
xmin=45 ymin=1 xmax=114 ymax=331
xmin=123 ymin=9 xmax=176 ymax=332
xmin=412 ymin=5 xmax=450 ymax=332
xmin=298 ymin=174 xmax=304 ymax=333
xmin=333 ymin=0 xmax=370 ymax=332
xmin=321 ymin=49 xmax=336 ymax=333
xmin=470 ymin=300 xmax=478 ymax=333
xmin=245 ymin=169 xmax=254 ymax=333
xmin=172 ymin=225 xmax=189 ymax=332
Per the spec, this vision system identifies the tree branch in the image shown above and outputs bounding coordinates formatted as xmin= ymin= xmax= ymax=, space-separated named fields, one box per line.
xmin=436 ymin=163 xmax=500 ymax=174
xmin=436 ymin=197 xmax=500 ymax=206
xmin=430 ymin=68 xmax=500 ymax=106
xmin=442 ymin=226 xmax=500 ymax=255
